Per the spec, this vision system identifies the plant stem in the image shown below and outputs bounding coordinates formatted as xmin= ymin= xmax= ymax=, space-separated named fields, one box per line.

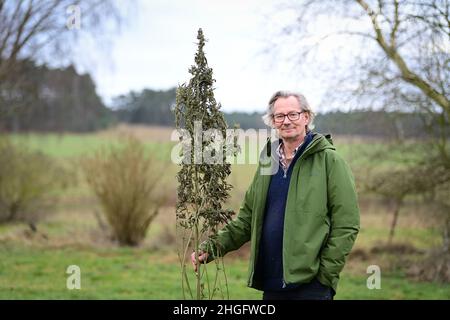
xmin=178 ymin=226 xmax=194 ymax=299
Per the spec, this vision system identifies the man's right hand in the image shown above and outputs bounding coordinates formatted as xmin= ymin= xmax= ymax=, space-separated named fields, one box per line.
xmin=191 ymin=251 xmax=209 ymax=273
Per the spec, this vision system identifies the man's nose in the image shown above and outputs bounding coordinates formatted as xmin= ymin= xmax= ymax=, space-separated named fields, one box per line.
xmin=282 ymin=116 xmax=292 ymax=125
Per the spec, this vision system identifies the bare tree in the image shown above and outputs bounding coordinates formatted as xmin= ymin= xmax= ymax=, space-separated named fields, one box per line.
xmin=271 ymin=0 xmax=448 ymax=157
xmin=360 ymin=151 xmax=450 ymax=243
xmin=0 ymin=0 xmax=132 ymax=117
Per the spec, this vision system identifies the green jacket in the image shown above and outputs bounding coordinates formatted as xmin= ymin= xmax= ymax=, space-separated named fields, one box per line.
xmin=201 ymin=133 xmax=360 ymax=293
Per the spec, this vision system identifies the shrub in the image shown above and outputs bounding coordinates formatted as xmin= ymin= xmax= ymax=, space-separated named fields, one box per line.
xmin=0 ymin=137 xmax=68 ymax=227
xmin=82 ymin=137 xmax=164 ymax=246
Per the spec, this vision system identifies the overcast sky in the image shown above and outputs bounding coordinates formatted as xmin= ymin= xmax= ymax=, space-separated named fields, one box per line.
xmin=82 ymin=0 xmax=342 ymax=113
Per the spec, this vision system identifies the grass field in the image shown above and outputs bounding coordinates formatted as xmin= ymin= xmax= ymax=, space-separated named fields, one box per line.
xmin=0 ymin=125 xmax=448 ymax=300
xmin=1 ymin=244 xmax=448 ymax=300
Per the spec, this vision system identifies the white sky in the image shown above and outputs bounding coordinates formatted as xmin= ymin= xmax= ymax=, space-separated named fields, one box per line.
xmin=82 ymin=0 xmax=362 ymax=113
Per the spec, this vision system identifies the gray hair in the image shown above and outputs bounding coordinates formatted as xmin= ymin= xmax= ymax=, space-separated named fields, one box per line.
xmin=262 ymin=91 xmax=315 ymax=130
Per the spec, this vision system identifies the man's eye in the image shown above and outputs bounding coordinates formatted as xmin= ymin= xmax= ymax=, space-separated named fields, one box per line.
xmin=288 ymin=113 xmax=297 ymax=117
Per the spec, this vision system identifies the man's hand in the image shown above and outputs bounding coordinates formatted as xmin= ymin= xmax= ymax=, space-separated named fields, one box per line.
xmin=191 ymin=250 xmax=209 ymax=273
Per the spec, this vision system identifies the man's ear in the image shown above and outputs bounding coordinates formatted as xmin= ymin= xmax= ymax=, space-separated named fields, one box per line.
xmin=304 ymin=112 xmax=310 ymax=124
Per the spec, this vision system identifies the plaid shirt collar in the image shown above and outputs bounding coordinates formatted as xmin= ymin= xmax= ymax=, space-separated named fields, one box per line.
xmin=276 ymin=139 xmax=304 ymax=171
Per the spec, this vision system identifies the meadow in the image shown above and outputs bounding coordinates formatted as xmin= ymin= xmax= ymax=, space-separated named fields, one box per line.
xmin=0 ymin=125 xmax=448 ymax=300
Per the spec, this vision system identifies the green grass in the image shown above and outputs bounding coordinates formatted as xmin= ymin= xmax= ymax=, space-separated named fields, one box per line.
xmin=9 ymin=132 xmax=174 ymax=161
xmin=336 ymin=271 xmax=450 ymax=300
xmin=0 ymin=245 xmax=448 ymax=300
xmin=355 ymin=226 xmax=442 ymax=250
xmin=0 ymin=245 xmax=260 ymax=299
xmin=9 ymin=133 xmax=117 ymax=158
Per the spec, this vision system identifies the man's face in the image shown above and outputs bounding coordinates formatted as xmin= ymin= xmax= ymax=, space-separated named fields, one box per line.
xmin=272 ymin=96 xmax=310 ymax=141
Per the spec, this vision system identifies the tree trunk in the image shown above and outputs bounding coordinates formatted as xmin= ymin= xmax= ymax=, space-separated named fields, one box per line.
xmin=388 ymin=198 xmax=403 ymax=244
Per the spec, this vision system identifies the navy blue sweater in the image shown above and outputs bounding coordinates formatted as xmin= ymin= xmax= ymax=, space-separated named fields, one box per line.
xmin=258 ymin=132 xmax=313 ymax=291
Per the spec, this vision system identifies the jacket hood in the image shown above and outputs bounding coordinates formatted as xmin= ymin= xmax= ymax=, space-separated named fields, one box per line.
xmin=302 ymin=132 xmax=335 ymax=157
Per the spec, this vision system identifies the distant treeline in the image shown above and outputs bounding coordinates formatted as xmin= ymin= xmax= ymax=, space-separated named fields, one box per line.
xmin=111 ymin=87 xmax=436 ymax=139
xmin=227 ymin=110 xmax=435 ymax=139
xmin=0 ymin=60 xmax=113 ymax=132
xmin=0 ymin=63 xmax=440 ymax=138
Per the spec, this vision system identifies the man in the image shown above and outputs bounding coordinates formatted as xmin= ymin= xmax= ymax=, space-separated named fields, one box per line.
xmin=192 ymin=91 xmax=360 ymax=300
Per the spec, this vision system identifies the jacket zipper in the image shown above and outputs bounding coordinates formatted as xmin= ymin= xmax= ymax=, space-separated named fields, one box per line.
xmin=281 ymin=157 xmax=306 ymax=290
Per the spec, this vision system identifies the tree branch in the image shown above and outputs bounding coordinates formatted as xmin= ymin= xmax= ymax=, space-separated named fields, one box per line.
xmin=356 ymin=0 xmax=450 ymax=114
